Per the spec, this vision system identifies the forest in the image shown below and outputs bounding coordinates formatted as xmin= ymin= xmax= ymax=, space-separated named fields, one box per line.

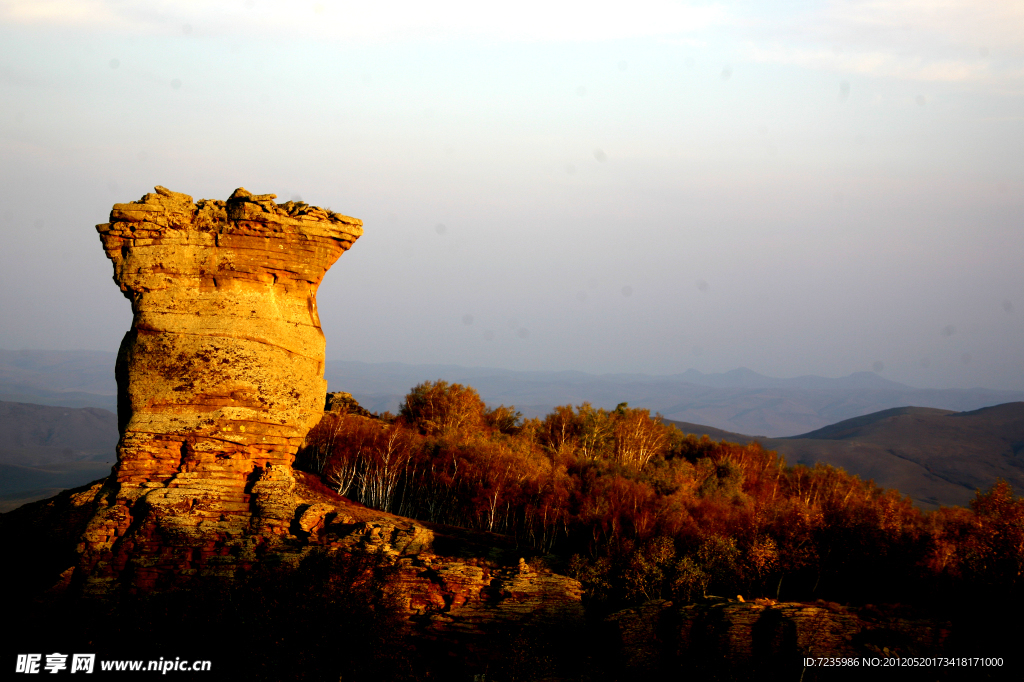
xmin=296 ymin=380 xmax=1024 ymax=614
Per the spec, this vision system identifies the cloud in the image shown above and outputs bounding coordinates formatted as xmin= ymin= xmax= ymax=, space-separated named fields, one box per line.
xmin=827 ymin=0 xmax=1024 ymax=53
xmin=1 ymin=0 xmax=133 ymax=27
xmin=746 ymin=44 xmax=1000 ymax=83
xmin=0 ymin=0 xmax=728 ymax=43
xmin=745 ymin=0 xmax=1024 ymax=83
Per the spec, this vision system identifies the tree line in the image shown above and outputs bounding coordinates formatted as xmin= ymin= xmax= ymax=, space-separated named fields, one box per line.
xmin=295 ymin=380 xmax=1024 ymax=613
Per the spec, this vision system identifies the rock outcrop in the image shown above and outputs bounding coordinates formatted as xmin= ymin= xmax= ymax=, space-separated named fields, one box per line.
xmin=604 ymin=597 xmax=951 ymax=678
xmin=97 ymin=185 xmax=361 ymax=488
xmin=25 ymin=186 xmax=582 ymax=638
xmin=72 ymin=186 xmax=362 ymax=593
xmin=325 ymin=391 xmax=375 ymax=418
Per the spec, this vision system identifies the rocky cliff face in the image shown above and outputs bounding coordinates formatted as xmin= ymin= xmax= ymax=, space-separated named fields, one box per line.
xmin=35 ymin=186 xmax=581 ymax=634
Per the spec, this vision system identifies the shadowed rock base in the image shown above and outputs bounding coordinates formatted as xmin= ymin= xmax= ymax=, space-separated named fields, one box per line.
xmin=604 ymin=597 xmax=953 ymax=680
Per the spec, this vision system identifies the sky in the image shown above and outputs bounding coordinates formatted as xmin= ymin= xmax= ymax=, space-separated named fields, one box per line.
xmin=1 ymin=0 xmax=1022 ymax=390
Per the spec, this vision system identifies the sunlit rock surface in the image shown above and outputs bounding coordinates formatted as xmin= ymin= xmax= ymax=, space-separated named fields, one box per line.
xmin=97 ymin=185 xmax=361 ymax=488
xmin=19 ymin=186 xmax=584 ymax=636
xmin=74 ymin=186 xmax=362 ymax=592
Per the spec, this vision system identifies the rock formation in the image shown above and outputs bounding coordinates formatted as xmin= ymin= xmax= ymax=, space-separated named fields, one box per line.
xmin=24 ymin=186 xmax=582 ymax=638
xmin=72 ymin=186 xmax=362 ymax=592
xmin=325 ymin=391 xmax=375 ymax=418
xmin=98 ymin=185 xmax=360 ymax=485
xmin=2 ymin=186 xmax=971 ymax=677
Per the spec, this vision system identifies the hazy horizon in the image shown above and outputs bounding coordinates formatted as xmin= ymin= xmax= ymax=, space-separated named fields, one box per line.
xmin=2 ymin=1 xmax=1022 ymax=391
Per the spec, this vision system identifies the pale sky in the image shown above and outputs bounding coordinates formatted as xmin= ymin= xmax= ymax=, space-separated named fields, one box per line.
xmin=1 ymin=0 xmax=1022 ymax=390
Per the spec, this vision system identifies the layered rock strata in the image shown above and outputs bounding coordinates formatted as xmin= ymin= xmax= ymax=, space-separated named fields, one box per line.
xmin=54 ymin=186 xmax=582 ymax=634
xmin=74 ymin=187 xmax=362 ymax=592
xmin=97 ymin=185 xmax=360 ymax=488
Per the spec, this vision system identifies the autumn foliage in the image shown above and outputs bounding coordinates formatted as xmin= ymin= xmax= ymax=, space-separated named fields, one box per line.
xmin=296 ymin=380 xmax=1024 ymax=612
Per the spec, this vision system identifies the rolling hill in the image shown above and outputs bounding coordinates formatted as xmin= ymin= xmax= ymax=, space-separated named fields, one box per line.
xmin=670 ymin=402 xmax=1024 ymax=509
xmin=0 ymin=401 xmax=117 ymax=512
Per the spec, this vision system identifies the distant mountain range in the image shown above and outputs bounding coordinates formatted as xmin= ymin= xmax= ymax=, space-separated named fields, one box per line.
xmin=320 ymin=360 xmax=1024 ymax=439
xmin=4 ymin=349 xmax=1024 ymax=437
xmin=3 ymin=349 xmax=1023 ymax=512
xmin=0 ymin=349 xmax=118 ymax=412
xmin=3 ymin=397 xmax=1021 ymax=513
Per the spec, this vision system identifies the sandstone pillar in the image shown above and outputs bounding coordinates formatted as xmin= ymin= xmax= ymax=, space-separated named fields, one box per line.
xmin=97 ymin=186 xmax=360 ymax=490
xmin=80 ymin=186 xmax=361 ymax=590
xmin=25 ymin=187 xmax=585 ymax=628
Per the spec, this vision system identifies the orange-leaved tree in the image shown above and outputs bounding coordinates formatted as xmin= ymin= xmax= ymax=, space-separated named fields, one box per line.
xmin=399 ymin=380 xmax=486 ymax=436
